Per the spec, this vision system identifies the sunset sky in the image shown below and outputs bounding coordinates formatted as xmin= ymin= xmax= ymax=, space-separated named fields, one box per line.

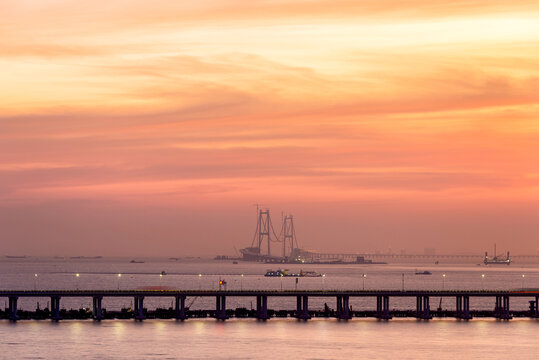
xmin=1 ymin=0 xmax=539 ymax=256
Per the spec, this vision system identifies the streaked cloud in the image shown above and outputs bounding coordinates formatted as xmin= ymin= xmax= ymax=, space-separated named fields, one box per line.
xmin=1 ymin=0 xmax=539 ymax=255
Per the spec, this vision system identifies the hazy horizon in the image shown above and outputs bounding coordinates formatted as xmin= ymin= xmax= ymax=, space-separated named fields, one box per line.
xmin=2 ymin=1 xmax=539 ymax=257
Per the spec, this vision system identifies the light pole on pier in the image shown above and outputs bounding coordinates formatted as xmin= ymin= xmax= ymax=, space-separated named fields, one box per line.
xmin=481 ymin=274 xmax=485 ymax=290
xmin=159 ymin=273 xmax=163 ymax=288
xmin=117 ymin=274 xmax=122 ymax=290
xmin=75 ymin=273 xmax=80 ymax=290
xmin=362 ymin=274 xmax=367 ymax=290
xmin=401 ymin=273 xmax=405 ymax=291
xmin=280 ymin=273 xmax=283 ymax=291
xmin=241 ymin=274 xmax=244 ymax=291
xmin=198 ymin=274 xmax=202 ymax=290
xmin=322 ymin=274 xmax=325 ymax=290
xmin=521 ymin=274 xmax=525 ymax=289
xmin=442 ymin=274 xmax=446 ymax=290
xmin=34 ymin=274 xmax=38 ymax=291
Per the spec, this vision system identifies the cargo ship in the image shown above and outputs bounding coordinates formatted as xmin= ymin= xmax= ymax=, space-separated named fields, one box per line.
xmin=264 ymin=269 xmax=322 ymax=277
xmin=484 ymin=244 xmax=511 ymax=265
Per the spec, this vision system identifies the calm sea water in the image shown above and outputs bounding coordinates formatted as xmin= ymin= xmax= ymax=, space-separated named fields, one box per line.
xmin=1 ymin=258 xmax=539 ymax=359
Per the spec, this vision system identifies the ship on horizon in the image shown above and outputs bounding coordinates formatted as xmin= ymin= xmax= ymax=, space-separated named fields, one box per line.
xmin=484 ymin=244 xmax=511 ymax=265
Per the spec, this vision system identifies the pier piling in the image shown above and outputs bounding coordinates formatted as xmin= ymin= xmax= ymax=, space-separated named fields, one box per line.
xmin=92 ymin=296 xmax=103 ymax=321
xmin=336 ymin=295 xmax=351 ymax=319
xmin=456 ymin=295 xmax=472 ymax=319
xmin=495 ymin=295 xmax=512 ymax=320
xmin=50 ymin=296 xmax=61 ymax=321
xmin=134 ymin=296 xmax=145 ymax=321
xmin=256 ymin=295 xmax=269 ymax=320
xmin=416 ymin=296 xmax=432 ymax=320
xmin=175 ymin=296 xmax=187 ymax=320
xmin=376 ymin=295 xmax=392 ymax=320
xmin=215 ymin=295 xmax=228 ymax=320
xmin=8 ymin=296 xmax=18 ymax=321
xmin=296 ymin=296 xmax=310 ymax=320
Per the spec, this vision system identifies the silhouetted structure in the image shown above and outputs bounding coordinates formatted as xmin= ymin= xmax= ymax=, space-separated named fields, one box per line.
xmin=240 ymin=209 xmax=301 ymax=263
xmin=2 ymin=289 xmax=539 ymax=322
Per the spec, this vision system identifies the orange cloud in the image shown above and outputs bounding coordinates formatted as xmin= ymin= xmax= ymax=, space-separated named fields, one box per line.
xmin=2 ymin=0 xmax=539 ymax=255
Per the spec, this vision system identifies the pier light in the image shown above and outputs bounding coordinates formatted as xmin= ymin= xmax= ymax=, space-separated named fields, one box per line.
xmin=442 ymin=274 xmax=446 ymax=290
xmin=75 ymin=273 xmax=80 ymax=290
xmin=117 ymin=274 xmax=122 ymax=290
xmin=76 ymin=273 xmax=80 ymax=277
xmin=34 ymin=273 xmax=38 ymax=291
xmin=198 ymin=274 xmax=202 ymax=290
xmin=322 ymin=274 xmax=326 ymax=290
xmin=521 ymin=274 xmax=525 ymax=289
xmin=481 ymin=274 xmax=485 ymax=290
xmin=241 ymin=274 xmax=244 ymax=291
xmin=361 ymin=274 xmax=367 ymax=290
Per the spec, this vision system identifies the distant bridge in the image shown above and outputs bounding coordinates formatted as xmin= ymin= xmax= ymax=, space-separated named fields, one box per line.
xmin=297 ymin=252 xmax=539 ymax=263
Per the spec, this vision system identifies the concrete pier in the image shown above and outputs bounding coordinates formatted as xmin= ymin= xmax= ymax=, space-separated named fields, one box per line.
xmin=416 ymin=296 xmax=432 ymax=320
xmin=495 ymin=295 xmax=512 ymax=320
xmin=8 ymin=296 xmax=18 ymax=321
xmin=3 ymin=289 xmax=539 ymax=322
xmin=134 ymin=296 xmax=145 ymax=321
xmin=529 ymin=297 xmax=539 ymax=318
xmin=336 ymin=295 xmax=351 ymax=320
xmin=256 ymin=295 xmax=269 ymax=320
xmin=296 ymin=295 xmax=310 ymax=320
xmin=50 ymin=296 xmax=61 ymax=321
xmin=456 ymin=295 xmax=472 ymax=319
xmin=376 ymin=295 xmax=392 ymax=320
xmin=175 ymin=295 xmax=187 ymax=320
xmin=215 ymin=295 xmax=228 ymax=320
xmin=92 ymin=296 xmax=103 ymax=321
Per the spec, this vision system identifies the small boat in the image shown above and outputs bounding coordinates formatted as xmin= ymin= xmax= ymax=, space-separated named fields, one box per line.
xmin=161 ymin=271 xmax=167 ymax=275
xmin=130 ymin=260 xmax=144 ymax=263
xmin=415 ymin=270 xmax=432 ymax=275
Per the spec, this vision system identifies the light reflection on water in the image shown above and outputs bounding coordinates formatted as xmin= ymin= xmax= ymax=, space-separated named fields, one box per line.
xmin=1 ymin=318 xmax=539 ymax=360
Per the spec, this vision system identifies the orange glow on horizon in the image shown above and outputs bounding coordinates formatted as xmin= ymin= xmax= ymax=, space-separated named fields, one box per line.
xmin=1 ymin=0 xmax=539 ymax=255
